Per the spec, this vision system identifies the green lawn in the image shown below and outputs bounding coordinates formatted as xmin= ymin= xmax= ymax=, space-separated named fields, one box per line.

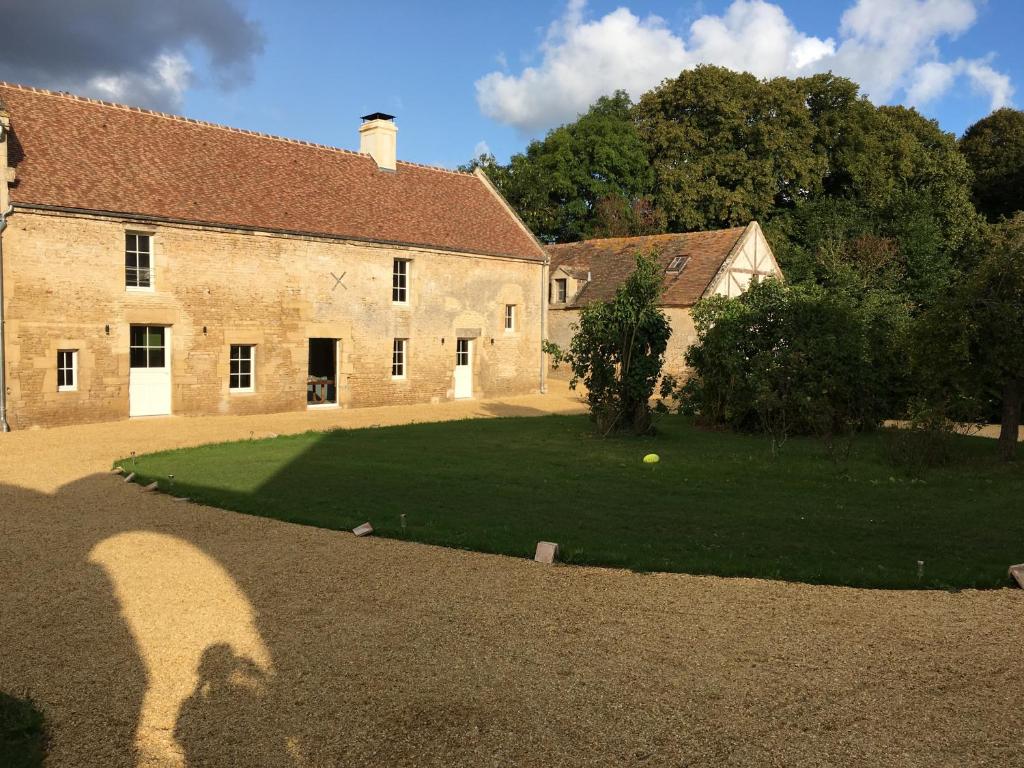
xmin=121 ymin=415 xmax=1024 ymax=589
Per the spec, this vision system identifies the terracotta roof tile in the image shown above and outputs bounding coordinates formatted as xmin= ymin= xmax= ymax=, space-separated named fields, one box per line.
xmin=546 ymin=227 xmax=749 ymax=308
xmin=0 ymin=83 xmax=545 ymax=261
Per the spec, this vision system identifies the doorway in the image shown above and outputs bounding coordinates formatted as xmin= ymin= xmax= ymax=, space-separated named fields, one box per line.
xmin=129 ymin=325 xmax=172 ymax=417
xmin=307 ymin=338 xmax=338 ymax=405
xmin=454 ymin=338 xmax=473 ymax=399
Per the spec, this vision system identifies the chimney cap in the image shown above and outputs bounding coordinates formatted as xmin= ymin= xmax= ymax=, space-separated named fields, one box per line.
xmin=360 ymin=112 xmax=395 ymax=123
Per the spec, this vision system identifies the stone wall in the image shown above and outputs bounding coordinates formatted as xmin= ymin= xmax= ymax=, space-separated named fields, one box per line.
xmin=2 ymin=209 xmax=545 ymax=428
xmin=546 ymin=306 xmax=696 ymax=381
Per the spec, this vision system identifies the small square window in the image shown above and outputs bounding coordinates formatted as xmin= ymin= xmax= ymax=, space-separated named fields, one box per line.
xmin=392 ymin=259 xmax=409 ymax=303
xmin=125 ymin=233 xmax=153 ymax=289
xmin=504 ymin=304 xmax=516 ymax=331
xmin=230 ymin=345 xmax=255 ymax=391
xmin=130 ymin=325 xmax=166 ymax=368
xmin=392 ymin=338 xmax=407 ymax=378
xmin=667 ymin=256 xmax=689 ymax=273
xmin=57 ymin=349 xmax=77 ymax=392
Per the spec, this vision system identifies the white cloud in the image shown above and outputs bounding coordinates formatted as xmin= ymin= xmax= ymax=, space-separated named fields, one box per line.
xmin=87 ymin=54 xmax=193 ymax=110
xmin=473 ymin=140 xmax=492 ymax=158
xmin=476 ymin=0 xmax=1013 ymax=132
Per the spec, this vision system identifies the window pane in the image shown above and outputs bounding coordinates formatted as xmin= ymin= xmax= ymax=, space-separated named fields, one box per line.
xmin=148 ymin=348 xmax=165 ymax=368
xmin=137 ymin=235 xmax=151 ymax=255
xmin=147 ymin=327 xmax=164 ymax=347
xmin=130 ymin=347 xmax=147 ymax=368
xmin=126 ymin=234 xmax=137 ymax=251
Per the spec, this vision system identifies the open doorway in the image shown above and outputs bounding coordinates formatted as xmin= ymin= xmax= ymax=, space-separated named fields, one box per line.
xmin=307 ymin=338 xmax=338 ymax=405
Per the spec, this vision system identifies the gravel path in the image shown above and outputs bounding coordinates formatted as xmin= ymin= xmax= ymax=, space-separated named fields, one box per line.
xmin=1 ymin=385 xmax=1021 ymax=767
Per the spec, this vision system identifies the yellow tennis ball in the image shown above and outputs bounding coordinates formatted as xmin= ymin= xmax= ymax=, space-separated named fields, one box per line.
xmin=643 ymin=453 xmax=660 ymax=464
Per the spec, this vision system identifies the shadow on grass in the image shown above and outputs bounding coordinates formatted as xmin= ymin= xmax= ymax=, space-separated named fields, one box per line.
xmin=124 ymin=415 xmax=1024 ymax=590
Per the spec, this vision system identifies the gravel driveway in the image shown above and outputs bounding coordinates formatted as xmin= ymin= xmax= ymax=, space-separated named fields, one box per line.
xmin=1 ymin=385 xmax=1021 ymax=767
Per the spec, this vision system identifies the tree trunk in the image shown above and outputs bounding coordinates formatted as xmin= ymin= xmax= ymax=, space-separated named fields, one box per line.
xmin=999 ymin=377 xmax=1022 ymax=462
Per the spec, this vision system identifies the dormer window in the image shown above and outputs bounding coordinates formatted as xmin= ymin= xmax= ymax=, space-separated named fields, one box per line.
xmin=554 ymin=278 xmax=567 ymax=303
xmin=667 ymin=256 xmax=689 ymax=273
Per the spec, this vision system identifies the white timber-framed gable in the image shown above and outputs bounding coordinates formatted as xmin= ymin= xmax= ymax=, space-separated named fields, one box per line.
xmin=704 ymin=221 xmax=782 ymax=299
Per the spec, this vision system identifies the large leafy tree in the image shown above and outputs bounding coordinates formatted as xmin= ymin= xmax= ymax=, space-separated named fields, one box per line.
xmin=634 ymin=66 xmax=823 ymax=231
xmin=473 ymin=67 xmax=978 ymax=309
xmin=916 ymin=215 xmax=1024 ymax=460
xmin=469 ymin=91 xmax=659 ymax=243
xmin=959 ymin=108 xmax=1024 ymax=221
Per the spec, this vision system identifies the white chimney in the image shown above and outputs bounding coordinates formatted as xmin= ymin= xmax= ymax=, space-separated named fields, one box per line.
xmin=359 ymin=112 xmax=398 ymax=171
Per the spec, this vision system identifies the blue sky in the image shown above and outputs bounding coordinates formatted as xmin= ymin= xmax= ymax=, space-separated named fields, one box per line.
xmin=4 ymin=1 xmax=1022 ymax=168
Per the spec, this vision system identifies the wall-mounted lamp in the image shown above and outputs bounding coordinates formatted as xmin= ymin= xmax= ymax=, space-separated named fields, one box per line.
xmin=104 ymin=324 xmax=110 ymax=336
xmin=490 ymin=338 xmax=495 ymax=345
xmin=202 ymin=326 xmax=208 ymax=336
xmin=441 ymin=337 xmax=445 ymax=345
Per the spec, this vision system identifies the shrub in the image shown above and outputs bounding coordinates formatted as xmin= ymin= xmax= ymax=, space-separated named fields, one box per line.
xmin=679 ymin=278 xmax=910 ymax=449
xmin=547 ymin=252 xmax=671 ymax=435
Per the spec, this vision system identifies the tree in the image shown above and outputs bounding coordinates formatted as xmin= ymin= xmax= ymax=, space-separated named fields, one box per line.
xmin=960 ymin=108 xmax=1024 ymax=221
xmin=548 ymin=253 xmax=671 ymax=435
xmin=466 ymin=92 xmax=659 ymax=243
xmin=918 ymin=215 xmax=1024 ymax=460
xmin=635 ymin=66 xmax=823 ymax=231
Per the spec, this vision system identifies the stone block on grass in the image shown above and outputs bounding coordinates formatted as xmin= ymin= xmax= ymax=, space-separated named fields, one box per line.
xmin=535 ymin=541 xmax=559 ymax=564
xmin=142 ymin=482 xmax=159 ymax=492
xmin=353 ymin=522 xmax=374 ymax=537
xmin=1009 ymin=564 xmax=1024 ymax=588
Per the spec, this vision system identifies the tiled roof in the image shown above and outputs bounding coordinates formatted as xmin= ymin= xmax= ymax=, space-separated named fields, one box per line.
xmin=546 ymin=227 xmax=749 ymax=308
xmin=0 ymin=83 xmax=545 ymax=261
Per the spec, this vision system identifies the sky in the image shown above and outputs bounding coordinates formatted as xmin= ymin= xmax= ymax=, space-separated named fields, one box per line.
xmin=0 ymin=0 xmax=1021 ymax=169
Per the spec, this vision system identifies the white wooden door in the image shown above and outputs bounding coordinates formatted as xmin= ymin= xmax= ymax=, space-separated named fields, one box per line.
xmin=129 ymin=325 xmax=171 ymax=417
xmin=454 ymin=338 xmax=473 ymax=399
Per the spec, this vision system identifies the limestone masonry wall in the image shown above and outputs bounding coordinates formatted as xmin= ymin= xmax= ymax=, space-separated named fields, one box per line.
xmin=2 ymin=210 xmax=544 ymax=428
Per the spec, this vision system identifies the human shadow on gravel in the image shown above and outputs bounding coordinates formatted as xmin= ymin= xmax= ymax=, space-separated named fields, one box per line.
xmin=0 ymin=474 xmax=310 ymax=767
xmin=174 ymin=644 xmax=295 ymax=767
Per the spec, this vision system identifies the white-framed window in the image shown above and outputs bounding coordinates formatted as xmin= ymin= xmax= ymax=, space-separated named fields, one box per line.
xmin=456 ymin=338 xmax=470 ymax=366
xmin=392 ymin=259 xmax=409 ymax=303
xmin=57 ymin=349 xmax=77 ymax=392
xmin=229 ymin=345 xmax=255 ymax=392
xmin=504 ymin=304 xmax=516 ymax=331
xmin=129 ymin=325 xmax=166 ymax=368
xmin=392 ymin=338 xmax=407 ymax=378
xmin=125 ymin=232 xmax=153 ymax=289
xmin=554 ymin=278 xmax=567 ymax=303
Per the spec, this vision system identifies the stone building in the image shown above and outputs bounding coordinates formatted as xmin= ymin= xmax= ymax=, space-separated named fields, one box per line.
xmin=0 ymin=84 xmax=548 ymax=429
xmin=546 ymin=223 xmax=782 ymax=378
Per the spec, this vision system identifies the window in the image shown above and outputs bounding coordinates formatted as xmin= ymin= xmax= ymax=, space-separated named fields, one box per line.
xmin=57 ymin=349 xmax=77 ymax=392
xmin=392 ymin=259 xmax=409 ymax=303
xmin=667 ymin=256 xmax=689 ymax=273
xmin=456 ymin=338 xmax=470 ymax=366
xmin=230 ymin=345 xmax=255 ymax=392
xmin=504 ymin=304 xmax=516 ymax=331
xmin=392 ymin=338 xmax=407 ymax=378
xmin=125 ymin=233 xmax=152 ymax=289
xmin=555 ymin=278 xmax=567 ymax=303
xmin=130 ymin=325 xmax=166 ymax=368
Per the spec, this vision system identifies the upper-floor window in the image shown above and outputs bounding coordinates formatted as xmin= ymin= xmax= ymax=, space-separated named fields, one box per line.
xmin=230 ymin=345 xmax=255 ymax=392
xmin=125 ymin=233 xmax=152 ymax=289
xmin=57 ymin=349 xmax=77 ymax=392
xmin=504 ymin=304 xmax=516 ymax=331
xmin=554 ymin=278 xmax=567 ymax=303
xmin=392 ymin=259 xmax=409 ymax=303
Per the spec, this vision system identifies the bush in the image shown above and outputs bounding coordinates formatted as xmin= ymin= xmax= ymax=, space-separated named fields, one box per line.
xmin=679 ymin=279 xmax=910 ymax=449
xmin=547 ymin=252 xmax=671 ymax=435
